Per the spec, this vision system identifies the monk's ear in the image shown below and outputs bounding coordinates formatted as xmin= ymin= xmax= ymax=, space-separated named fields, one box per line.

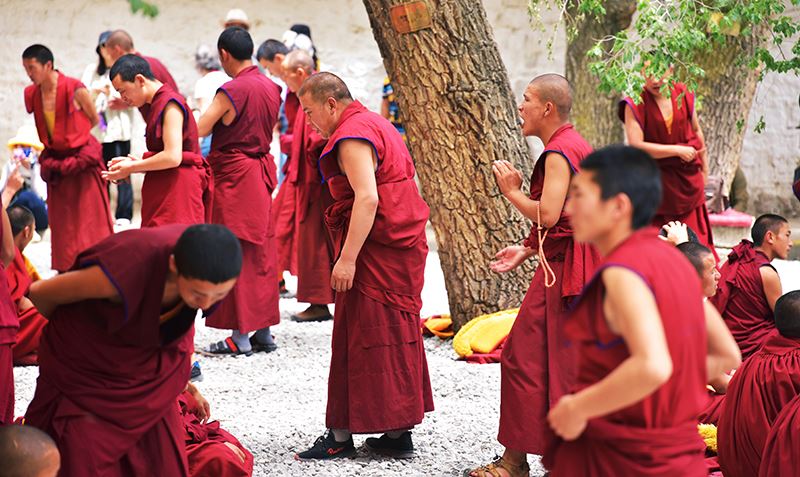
xmin=168 ymin=255 xmax=178 ymax=275
xmin=326 ymin=97 xmax=337 ymax=113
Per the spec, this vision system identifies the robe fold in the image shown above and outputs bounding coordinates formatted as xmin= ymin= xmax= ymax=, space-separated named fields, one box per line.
xmin=7 ymin=248 xmax=47 ymax=366
xmin=205 ymin=66 xmax=280 ymax=332
xmin=274 ymin=91 xmax=302 ymax=275
xmin=25 ymin=72 xmax=113 ymax=272
xmin=717 ymin=334 xmax=800 ymax=477
xmin=758 ymin=393 xmax=800 ymax=477
xmin=544 ymin=228 xmax=708 ymax=476
xmin=320 ymin=100 xmax=433 ymax=433
xmin=499 ymin=123 xmax=599 ymax=454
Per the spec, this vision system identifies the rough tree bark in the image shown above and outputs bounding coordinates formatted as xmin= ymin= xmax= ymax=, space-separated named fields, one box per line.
xmin=362 ymin=0 xmax=535 ymax=328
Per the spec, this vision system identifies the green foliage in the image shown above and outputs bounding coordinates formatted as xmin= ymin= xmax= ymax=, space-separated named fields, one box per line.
xmin=128 ymin=0 xmax=159 ymax=18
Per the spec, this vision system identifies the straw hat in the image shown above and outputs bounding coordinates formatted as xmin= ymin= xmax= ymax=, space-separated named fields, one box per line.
xmin=224 ymin=9 xmax=250 ymax=30
xmin=7 ymin=124 xmax=43 ymax=151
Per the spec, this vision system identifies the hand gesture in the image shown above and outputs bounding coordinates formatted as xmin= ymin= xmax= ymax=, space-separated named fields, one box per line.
xmin=102 ymin=154 xmax=139 ymax=182
xmin=5 ymin=165 xmax=24 ymax=195
xmin=108 ymin=97 xmax=129 ymax=111
xmin=331 ymin=258 xmax=356 ymax=292
xmin=489 ymin=245 xmax=530 ymax=274
xmin=675 ymin=145 xmax=697 ymax=163
xmin=492 ymin=160 xmax=523 ymax=197
xmin=659 ymin=221 xmax=689 ymax=246
xmin=547 ymin=394 xmax=587 ymax=441
xmin=187 ymin=383 xmax=211 ymax=424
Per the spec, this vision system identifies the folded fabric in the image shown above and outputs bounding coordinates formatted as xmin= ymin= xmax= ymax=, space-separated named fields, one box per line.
xmin=453 ymin=308 xmax=518 ymax=358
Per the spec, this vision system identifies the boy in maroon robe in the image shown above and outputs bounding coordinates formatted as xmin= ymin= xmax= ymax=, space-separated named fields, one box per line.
xmin=294 ymin=72 xmax=433 ymax=460
xmin=542 ymin=145 xmax=740 ymax=476
xmin=0 ymin=198 xmax=18 ymax=424
xmin=717 ymin=290 xmax=800 ymax=477
xmin=24 ymin=224 xmax=242 ymax=477
xmin=466 ymin=74 xmax=599 ymax=477
xmin=21 ymin=44 xmax=113 ymax=273
xmin=711 ymin=214 xmax=791 ymax=358
xmin=760 ymin=381 xmax=800 ymax=476
xmin=106 ymin=54 xmax=209 ymax=227
xmin=197 ymin=27 xmax=281 ymax=355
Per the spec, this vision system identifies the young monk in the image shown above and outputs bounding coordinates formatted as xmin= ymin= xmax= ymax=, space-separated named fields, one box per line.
xmin=24 ymin=224 xmax=242 ymax=477
xmin=0 ymin=199 xmax=17 ymax=425
xmin=542 ymin=145 xmax=740 ymax=476
xmin=711 ymin=214 xmax=791 ymax=358
xmin=294 ymin=72 xmax=433 ymax=460
xmin=197 ymin=27 xmax=281 ymax=355
xmin=0 ymin=425 xmax=61 ymax=477
xmin=21 ymin=44 xmax=113 ymax=272
xmin=717 ymin=290 xmax=800 ymax=477
xmin=106 ymin=54 xmax=209 ymax=227
xmin=467 ymin=74 xmax=599 ymax=477
xmin=104 ymin=30 xmax=179 ymax=101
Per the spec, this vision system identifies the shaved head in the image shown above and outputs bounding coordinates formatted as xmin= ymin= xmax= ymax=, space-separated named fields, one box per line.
xmin=776 ymin=291 xmax=800 ymax=338
xmin=106 ymin=30 xmax=134 ymax=53
xmin=298 ymin=72 xmax=353 ymax=105
xmin=283 ymin=49 xmax=315 ymax=75
xmin=0 ymin=425 xmax=60 ymax=477
xmin=528 ymin=73 xmax=572 ymax=118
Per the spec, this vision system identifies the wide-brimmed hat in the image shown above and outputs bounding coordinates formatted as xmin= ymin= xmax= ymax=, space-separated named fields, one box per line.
xmin=224 ymin=9 xmax=250 ymax=29
xmin=8 ymin=124 xmax=44 ymax=151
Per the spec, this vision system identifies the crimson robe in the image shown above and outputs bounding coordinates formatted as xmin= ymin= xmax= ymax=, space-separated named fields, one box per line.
xmin=273 ymin=91 xmax=301 ymax=275
xmin=758 ymin=393 xmax=800 ymax=477
xmin=205 ymin=66 xmax=280 ymax=332
xmin=0 ymin=198 xmax=18 ymax=424
xmin=499 ymin=123 xmax=599 ymax=454
xmin=698 ymin=391 xmax=725 ymax=426
xmin=25 ymin=225 xmax=201 ymax=477
xmin=7 ymin=248 xmax=47 ymax=366
xmin=710 ymin=240 xmax=776 ymax=358
xmin=544 ymin=229 xmax=708 ymax=476
xmin=320 ymin=101 xmax=433 ymax=433
xmin=140 ymin=84 xmax=210 ymax=227
xmin=717 ymin=334 xmax=800 ymax=477
xmin=24 ymin=72 xmax=114 ymax=272
xmin=619 ymin=84 xmax=715 ymax=254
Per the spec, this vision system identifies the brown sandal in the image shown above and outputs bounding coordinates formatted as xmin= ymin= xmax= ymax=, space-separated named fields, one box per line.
xmin=463 ymin=456 xmax=530 ymax=477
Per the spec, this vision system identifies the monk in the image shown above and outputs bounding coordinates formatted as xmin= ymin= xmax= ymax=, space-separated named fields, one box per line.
xmin=466 ymin=74 xmax=598 ymax=477
xmin=760 ymin=383 xmax=800 ymax=476
xmin=0 ymin=198 xmax=17 ymax=425
xmin=710 ymin=214 xmax=791 ymax=358
xmin=294 ymin=72 xmax=433 ymax=460
xmin=280 ymin=50 xmax=333 ymax=322
xmin=197 ymin=27 xmax=281 ymax=355
xmin=24 ymin=224 xmax=242 ymax=477
xmin=21 ymin=44 xmax=113 ymax=272
xmin=106 ymin=54 xmax=209 ymax=227
xmin=717 ymin=290 xmax=800 ymax=477
xmin=619 ymin=63 xmax=716 ymax=254
xmin=542 ymin=145 xmax=740 ymax=476
xmin=0 ymin=425 xmax=61 ymax=477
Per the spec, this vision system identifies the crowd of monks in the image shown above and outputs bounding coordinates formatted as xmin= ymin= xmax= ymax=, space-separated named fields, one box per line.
xmin=0 ymin=23 xmax=797 ymax=477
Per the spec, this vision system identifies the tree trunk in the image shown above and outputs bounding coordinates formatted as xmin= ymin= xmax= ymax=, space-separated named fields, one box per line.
xmin=362 ymin=0 xmax=535 ymax=328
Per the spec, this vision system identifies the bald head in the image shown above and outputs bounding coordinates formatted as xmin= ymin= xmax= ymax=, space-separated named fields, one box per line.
xmin=528 ymin=73 xmax=572 ymax=119
xmin=0 ymin=426 xmax=60 ymax=477
xmin=298 ymin=72 xmax=353 ymax=105
xmin=284 ymin=49 xmax=315 ymax=75
xmin=106 ymin=30 xmax=134 ymax=53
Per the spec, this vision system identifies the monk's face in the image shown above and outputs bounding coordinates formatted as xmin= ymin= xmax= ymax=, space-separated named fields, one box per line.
xmin=299 ymin=93 xmax=338 ymax=139
xmin=518 ymin=85 xmax=550 ymax=137
xmin=768 ymin=223 xmax=793 ymax=260
xmin=176 ymin=275 xmax=238 ymax=311
xmin=22 ymin=58 xmax=52 ymax=86
xmin=642 ymin=61 xmax=674 ymax=96
xmin=106 ymin=44 xmax=126 ymax=64
xmin=700 ymin=252 xmax=720 ymax=298
xmin=111 ymin=74 xmax=147 ymax=107
xmin=567 ymin=170 xmax=626 ymax=244
xmin=282 ymin=66 xmax=307 ymax=93
xmin=259 ymin=54 xmax=285 ymax=78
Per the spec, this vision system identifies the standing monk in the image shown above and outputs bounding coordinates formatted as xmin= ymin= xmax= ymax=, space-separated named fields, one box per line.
xmin=21 ymin=44 xmax=113 ymax=273
xmin=467 ymin=74 xmax=598 ymax=477
xmin=294 ymin=73 xmax=433 ymax=460
xmin=543 ymin=145 xmax=740 ymax=476
xmin=710 ymin=214 xmax=791 ymax=358
xmin=197 ymin=27 xmax=281 ymax=355
xmin=24 ymin=224 xmax=242 ymax=477
xmin=106 ymin=54 xmax=209 ymax=227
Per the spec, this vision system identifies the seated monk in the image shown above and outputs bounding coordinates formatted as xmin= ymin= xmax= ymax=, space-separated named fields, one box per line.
xmin=759 ymin=390 xmax=800 ymax=476
xmin=0 ymin=424 xmax=60 ymax=477
xmin=718 ymin=290 xmax=800 ymax=477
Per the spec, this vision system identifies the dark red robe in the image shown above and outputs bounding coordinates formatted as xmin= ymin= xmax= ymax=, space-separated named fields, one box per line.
xmin=499 ymin=123 xmax=599 ymax=454
xmin=320 ymin=101 xmax=433 ymax=433
xmin=141 ymin=84 xmax=210 ymax=228
xmin=24 ymin=72 xmax=114 ymax=272
xmin=758 ymin=393 xmax=800 ymax=477
xmin=0 ymin=198 xmax=19 ymax=424
xmin=205 ymin=65 xmax=280 ymax=332
xmin=710 ymin=240 xmax=776 ymax=359
xmin=273 ymin=91 xmax=302 ymax=276
xmin=25 ymin=225 xmax=200 ymax=476
xmin=7 ymin=248 xmax=47 ymax=366
xmin=618 ymin=83 xmax=715 ymax=254
xmin=717 ymin=334 xmax=800 ymax=477
xmin=544 ymin=229 xmax=708 ymax=476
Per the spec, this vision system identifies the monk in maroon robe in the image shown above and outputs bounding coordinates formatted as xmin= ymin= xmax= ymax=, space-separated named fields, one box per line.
xmin=24 ymin=224 xmax=242 ymax=477
xmin=294 ymin=72 xmax=432 ymax=460
xmin=106 ymin=54 xmax=209 ymax=227
xmin=542 ymin=145 xmax=740 ymax=476
xmin=272 ymin=89 xmax=301 ymax=283
xmin=21 ymin=44 xmax=113 ymax=273
xmin=619 ymin=64 xmax=716 ymax=255
xmin=197 ymin=27 xmax=281 ymax=355
xmin=717 ymin=290 xmax=800 ymax=477
xmin=466 ymin=74 xmax=599 ymax=477
xmin=711 ymin=214 xmax=791 ymax=358
xmin=0 ymin=198 xmax=19 ymax=424
xmin=759 ymin=390 xmax=800 ymax=476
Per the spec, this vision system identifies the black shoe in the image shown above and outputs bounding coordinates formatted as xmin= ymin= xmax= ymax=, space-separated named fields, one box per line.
xmin=295 ymin=431 xmax=356 ymax=461
xmin=249 ymin=336 xmax=278 ymax=353
xmin=364 ymin=431 xmax=414 ymax=459
xmin=189 ymin=361 xmax=203 ymax=382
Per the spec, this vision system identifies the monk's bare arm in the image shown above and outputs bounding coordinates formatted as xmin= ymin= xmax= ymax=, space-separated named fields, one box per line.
xmin=0 ymin=207 xmax=14 ymax=267
xmin=760 ymin=267 xmax=783 ymax=311
xmin=623 ymin=107 xmax=693 ymax=160
xmin=704 ymin=300 xmax=741 ymax=391
xmin=134 ymin=103 xmax=184 ymax=171
xmin=29 ymin=265 xmax=119 ymax=318
xmin=494 ymin=154 xmax=570 ymax=228
xmin=197 ymin=91 xmax=233 ymax=137
xmin=73 ymin=87 xmax=99 ymax=127
xmin=691 ymin=111 xmax=709 ymax=178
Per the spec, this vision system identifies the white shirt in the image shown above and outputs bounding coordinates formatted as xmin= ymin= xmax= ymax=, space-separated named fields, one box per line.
xmin=81 ymin=63 xmax=136 ymax=143
xmin=193 ymin=70 xmax=230 ymax=115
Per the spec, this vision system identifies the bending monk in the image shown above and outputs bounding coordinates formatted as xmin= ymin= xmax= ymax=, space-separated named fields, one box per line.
xmin=21 ymin=44 xmax=113 ymax=272
xmin=107 ymin=54 xmax=209 ymax=227
xmin=0 ymin=425 xmax=61 ymax=477
xmin=294 ymin=72 xmax=433 ymax=460
xmin=24 ymin=224 xmax=242 ymax=477
xmin=710 ymin=214 xmax=791 ymax=358
xmin=467 ymin=74 xmax=599 ymax=477
xmin=542 ymin=145 xmax=740 ymax=476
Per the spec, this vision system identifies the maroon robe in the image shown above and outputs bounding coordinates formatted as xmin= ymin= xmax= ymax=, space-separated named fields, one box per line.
xmin=205 ymin=66 xmax=280 ymax=332
xmin=274 ymin=91 xmax=302 ymax=275
xmin=141 ymin=84 xmax=210 ymax=227
xmin=499 ymin=123 xmax=599 ymax=454
xmin=544 ymin=229 xmax=708 ymax=476
xmin=7 ymin=248 xmax=47 ymax=366
xmin=24 ymin=225 xmax=201 ymax=476
xmin=710 ymin=240 xmax=776 ymax=358
xmin=759 ymin=393 xmax=800 ymax=477
xmin=320 ymin=101 xmax=433 ymax=433
xmin=24 ymin=72 xmax=113 ymax=272
xmin=717 ymin=334 xmax=800 ymax=477
xmin=0 ymin=198 xmax=18 ymax=424
xmin=618 ymin=83 xmax=715 ymax=254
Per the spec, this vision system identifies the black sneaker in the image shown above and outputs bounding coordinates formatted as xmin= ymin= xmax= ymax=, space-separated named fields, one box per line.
xmin=364 ymin=431 xmax=415 ymax=459
xmin=249 ymin=336 xmax=278 ymax=354
xmin=189 ymin=361 xmax=203 ymax=382
xmin=295 ymin=431 xmax=356 ymax=460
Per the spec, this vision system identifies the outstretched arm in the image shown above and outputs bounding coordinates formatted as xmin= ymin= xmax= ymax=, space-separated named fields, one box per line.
xmin=29 ymin=265 xmax=119 ymax=318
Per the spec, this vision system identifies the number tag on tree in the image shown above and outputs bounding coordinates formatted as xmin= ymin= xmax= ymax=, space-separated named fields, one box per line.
xmin=390 ymin=1 xmax=432 ymax=34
